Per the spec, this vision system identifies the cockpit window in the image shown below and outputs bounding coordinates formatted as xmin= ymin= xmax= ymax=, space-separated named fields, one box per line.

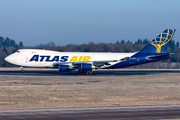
xmin=17 ymin=51 xmax=20 ymax=53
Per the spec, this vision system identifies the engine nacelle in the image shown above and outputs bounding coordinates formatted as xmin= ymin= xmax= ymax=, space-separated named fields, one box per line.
xmin=59 ymin=65 xmax=70 ymax=72
xmin=81 ymin=63 xmax=92 ymax=71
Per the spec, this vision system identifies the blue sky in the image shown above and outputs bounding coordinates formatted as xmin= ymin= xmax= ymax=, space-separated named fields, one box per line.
xmin=0 ymin=0 xmax=179 ymax=46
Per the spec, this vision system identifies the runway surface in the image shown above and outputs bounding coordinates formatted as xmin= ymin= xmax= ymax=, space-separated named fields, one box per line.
xmin=0 ymin=106 xmax=180 ymax=120
xmin=1 ymin=69 xmax=180 ymax=76
xmin=1 ymin=69 xmax=180 ymax=119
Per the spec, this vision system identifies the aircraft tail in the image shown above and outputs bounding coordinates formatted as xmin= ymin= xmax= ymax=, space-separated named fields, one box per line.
xmin=138 ymin=29 xmax=175 ymax=53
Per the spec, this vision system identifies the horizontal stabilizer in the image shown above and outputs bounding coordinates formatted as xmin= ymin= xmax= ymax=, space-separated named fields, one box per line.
xmin=146 ymin=53 xmax=172 ymax=60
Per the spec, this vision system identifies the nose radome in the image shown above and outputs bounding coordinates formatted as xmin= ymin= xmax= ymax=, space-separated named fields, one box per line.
xmin=4 ymin=55 xmax=14 ymax=64
xmin=4 ymin=56 xmax=9 ymax=62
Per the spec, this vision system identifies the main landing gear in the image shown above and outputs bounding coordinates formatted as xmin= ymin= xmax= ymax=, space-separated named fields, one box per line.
xmin=78 ymin=69 xmax=92 ymax=75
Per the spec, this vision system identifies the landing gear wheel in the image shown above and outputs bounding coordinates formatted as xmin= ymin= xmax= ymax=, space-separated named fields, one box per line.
xmin=78 ymin=69 xmax=92 ymax=75
xmin=21 ymin=70 xmax=25 ymax=73
xmin=89 ymin=71 xmax=92 ymax=75
xmin=78 ymin=70 xmax=82 ymax=74
xmin=78 ymin=69 xmax=82 ymax=74
xmin=86 ymin=70 xmax=92 ymax=75
xmin=20 ymin=67 xmax=25 ymax=73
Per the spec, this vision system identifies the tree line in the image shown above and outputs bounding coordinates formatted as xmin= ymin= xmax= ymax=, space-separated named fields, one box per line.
xmin=1 ymin=36 xmax=180 ymax=68
xmin=0 ymin=36 xmax=23 ymax=48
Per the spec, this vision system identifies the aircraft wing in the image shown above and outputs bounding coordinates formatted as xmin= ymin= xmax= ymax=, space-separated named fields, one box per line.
xmin=53 ymin=60 xmax=120 ymax=69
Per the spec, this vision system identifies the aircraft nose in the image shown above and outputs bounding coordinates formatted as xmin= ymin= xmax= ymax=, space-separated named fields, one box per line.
xmin=4 ymin=55 xmax=14 ymax=64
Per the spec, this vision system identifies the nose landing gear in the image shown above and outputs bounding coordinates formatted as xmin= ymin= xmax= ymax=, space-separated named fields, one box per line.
xmin=20 ymin=67 xmax=25 ymax=73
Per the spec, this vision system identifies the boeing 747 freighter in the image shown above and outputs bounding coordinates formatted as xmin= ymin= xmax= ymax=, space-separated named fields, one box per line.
xmin=5 ymin=29 xmax=175 ymax=74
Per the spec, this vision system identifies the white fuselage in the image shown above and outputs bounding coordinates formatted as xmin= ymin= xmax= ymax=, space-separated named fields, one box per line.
xmin=5 ymin=49 xmax=136 ymax=68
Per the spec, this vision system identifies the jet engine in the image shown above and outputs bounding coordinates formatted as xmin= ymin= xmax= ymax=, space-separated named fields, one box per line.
xmin=59 ymin=65 xmax=70 ymax=72
xmin=81 ymin=63 xmax=92 ymax=71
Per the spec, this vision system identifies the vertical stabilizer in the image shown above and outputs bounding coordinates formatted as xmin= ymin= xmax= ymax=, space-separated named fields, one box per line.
xmin=138 ymin=29 xmax=175 ymax=53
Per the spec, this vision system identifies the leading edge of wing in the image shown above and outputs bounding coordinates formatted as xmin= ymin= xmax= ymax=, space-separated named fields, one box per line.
xmin=53 ymin=60 xmax=120 ymax=66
